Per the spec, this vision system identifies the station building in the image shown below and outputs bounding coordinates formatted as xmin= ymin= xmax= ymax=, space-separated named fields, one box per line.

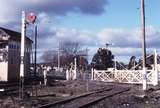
xmin=0 ymin=27 xmax=32 ymax=81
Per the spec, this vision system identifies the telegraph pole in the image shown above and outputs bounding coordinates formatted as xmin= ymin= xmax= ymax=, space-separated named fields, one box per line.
xmin=141 ymin=0 xmax=147 ymax=90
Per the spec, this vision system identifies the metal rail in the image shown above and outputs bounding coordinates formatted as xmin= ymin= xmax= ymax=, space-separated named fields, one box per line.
xmin=78 ymin=87 xmax=130 ymax=108
xmin=38 ymin=87 xmax=112 ymax=108
xmin=38 ymin=87 xmax=130 ymax=108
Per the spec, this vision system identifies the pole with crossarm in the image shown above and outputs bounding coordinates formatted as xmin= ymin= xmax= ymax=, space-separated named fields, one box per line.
xmin=20 ymin=11 xmax=37 ymax=99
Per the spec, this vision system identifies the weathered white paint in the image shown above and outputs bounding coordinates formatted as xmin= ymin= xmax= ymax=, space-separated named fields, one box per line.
xmin=92 ymin=69 xmax=157 ymax=86
xmin=43 ymin=69 xmax=47 ymax=86
xmin=0 ymin=62 xmax=8 ymax=81
xmin=153 ymin=49 xmax=158 ymax=86
xmin=74 ymin=58 xmax=77 ymax=80
xmin=66 ymin=60 xmax=77 ymax=80
xmin=142 ymin=68 xmax=147 ymax=90
xmin=20 ymin=11 xmax=26 ymax=78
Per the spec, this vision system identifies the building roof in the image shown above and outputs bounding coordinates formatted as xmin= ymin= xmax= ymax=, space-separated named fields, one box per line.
xmin=0 ymin=27 xmax=33 ymax=43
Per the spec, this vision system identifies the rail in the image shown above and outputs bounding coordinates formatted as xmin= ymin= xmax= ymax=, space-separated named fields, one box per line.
xmin=38 ymin=87 xmax=130 ymax=108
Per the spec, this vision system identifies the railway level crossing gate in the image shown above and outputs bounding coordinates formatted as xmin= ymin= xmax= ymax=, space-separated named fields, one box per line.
xmin=91 ymin=50 xmax=159 ymax=86
xmin=91 ymin=69 xmax=158 ymax=86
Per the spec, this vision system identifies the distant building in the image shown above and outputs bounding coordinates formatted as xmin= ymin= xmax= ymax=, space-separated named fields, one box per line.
xmin=0 ymin=27 xmax=32 ymax=81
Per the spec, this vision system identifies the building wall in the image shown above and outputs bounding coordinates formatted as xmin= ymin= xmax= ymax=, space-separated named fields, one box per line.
xmin=0 ymin=28 xmax=32 ymax=81
xmin=8 ymin=41 xmax=20 ymax=81
xmin=0 ymin=45 xmax=8 ymax=81
xmin=7 ymin=40 xmax=32 ymax=81
xmin=24 ymin=42 xmax=32 ymax=77
xmin=0 ymin=62 xmax=8 ymax=81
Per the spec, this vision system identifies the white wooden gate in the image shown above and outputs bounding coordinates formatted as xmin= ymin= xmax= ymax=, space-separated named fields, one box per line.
xmin=91 ymin=69 xmax=158 ymax=86
xmin=91 ymin=50 xmax=159 ymax=86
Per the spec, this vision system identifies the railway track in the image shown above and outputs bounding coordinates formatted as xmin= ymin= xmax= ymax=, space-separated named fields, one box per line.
xmin=0 ymin=82 xmax=36 ymax=97
xmin=0 ymin=82 xmax=19 ymax=88
xmin=39 ymin=87 xmax=130 ymax=108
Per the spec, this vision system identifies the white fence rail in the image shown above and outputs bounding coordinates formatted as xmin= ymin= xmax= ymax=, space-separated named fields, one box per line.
xmin=92 ymin=50 xmax=160 ymax=86
xmin=91 ymin=69 xmax=158 ymax=86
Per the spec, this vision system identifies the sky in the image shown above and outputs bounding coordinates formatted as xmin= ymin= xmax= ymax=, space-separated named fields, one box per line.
xmin=0 ymin=0 xmax=160 ymax=63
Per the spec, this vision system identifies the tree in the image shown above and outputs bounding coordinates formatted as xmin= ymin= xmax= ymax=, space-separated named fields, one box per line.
xmin=128 ymin=56 xmax=137 ymax=70
xmin=91 ymin=48 xmax=114 ymax=70
xmin=41 ymin=41 xmax=88 ymax=68
xmin=40 ymin=50 xmax=57 ymax=64
xmin=59 ymin=41 xmax=80 ymax=67
xmin=60 ymin=41 xmax=80 ymax=55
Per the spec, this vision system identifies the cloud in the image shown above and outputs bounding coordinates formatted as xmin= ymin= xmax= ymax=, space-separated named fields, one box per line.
xmin=0 ymin=0 xmax=108 ymax=26
xmin=18 ymin=0 xmax=107 ymax=15
xmin=97 ymin=26 xmax=160 ymax=49
xmin=97 ymin=28 xmax=141 ymax=48
xmin=37 ymin=27 xmax=97 ymax=50
xmin=36 ymin=26 xmax=160 ymax=63
xmin=145 ymin=26 xmax=160 ymax=48
xmin=36 ymin=27 xmax=98 ymax=62
xmin=37 ymin=26 xmax=160 ymax=51
xmin=111 ymin=47 xmax=141 ymax=56
xmin=1 ymin=0 xmax=160 ymax=63
xmin=96 ymin=26 xmax=160 ymax=63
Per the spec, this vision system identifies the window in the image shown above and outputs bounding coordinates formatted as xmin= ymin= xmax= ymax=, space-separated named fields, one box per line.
xmin=0 ymin=43 xmax=6 ymax=48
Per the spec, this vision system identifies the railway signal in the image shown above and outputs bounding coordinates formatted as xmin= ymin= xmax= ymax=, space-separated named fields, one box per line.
xmin=20 ymin=11 xmax=37 ymax=100
xmin=27 ymin=12 xmax=38 ymax=97
xmin=27 ymin=12 xmax=37 ymax=24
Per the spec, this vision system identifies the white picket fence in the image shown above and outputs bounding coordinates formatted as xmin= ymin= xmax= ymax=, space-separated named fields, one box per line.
xmin=66 ymin=69 xmax=77 ymax=80
xmin=66 ymin=58 xmax=77 ymax=80
xmin=91 ymin=69 xmax=159 ymax=86
xmin=91 ymin=50 xmax=160 ymax=86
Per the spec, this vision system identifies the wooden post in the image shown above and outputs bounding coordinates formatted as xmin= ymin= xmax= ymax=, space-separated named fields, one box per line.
xmin=153 ymin=49 xmax=158 ymax=86
xmin=74 ymin=57 xmax=77 ymax=80
xmin=91 ymin=68 xmax=94 ymax=80
xmin=43 ymin=69 xmax=47 ymax=86
xmin=66 ymin=69 xmax=69 ymax=80
xmin=114 ymin=57 xmax=117 ymax=70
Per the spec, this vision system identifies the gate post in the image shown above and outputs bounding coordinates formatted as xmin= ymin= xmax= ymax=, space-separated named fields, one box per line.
xmin=91 ymin=68 xmax=94 ymax=80
xmin=114 ymin=57 xmax=117 ymax=70
xmin=153 ymin=49 xmax=158 ymax=86
xmin=66 ymin=69 xmax=69 ymax=80
xmin=142 ymin=68 xmax=147 ymax=90
xmin=73 ymin=57 xmax=77 ymax=80
xmin=43 ymin=69 xmax=47 ymax=85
